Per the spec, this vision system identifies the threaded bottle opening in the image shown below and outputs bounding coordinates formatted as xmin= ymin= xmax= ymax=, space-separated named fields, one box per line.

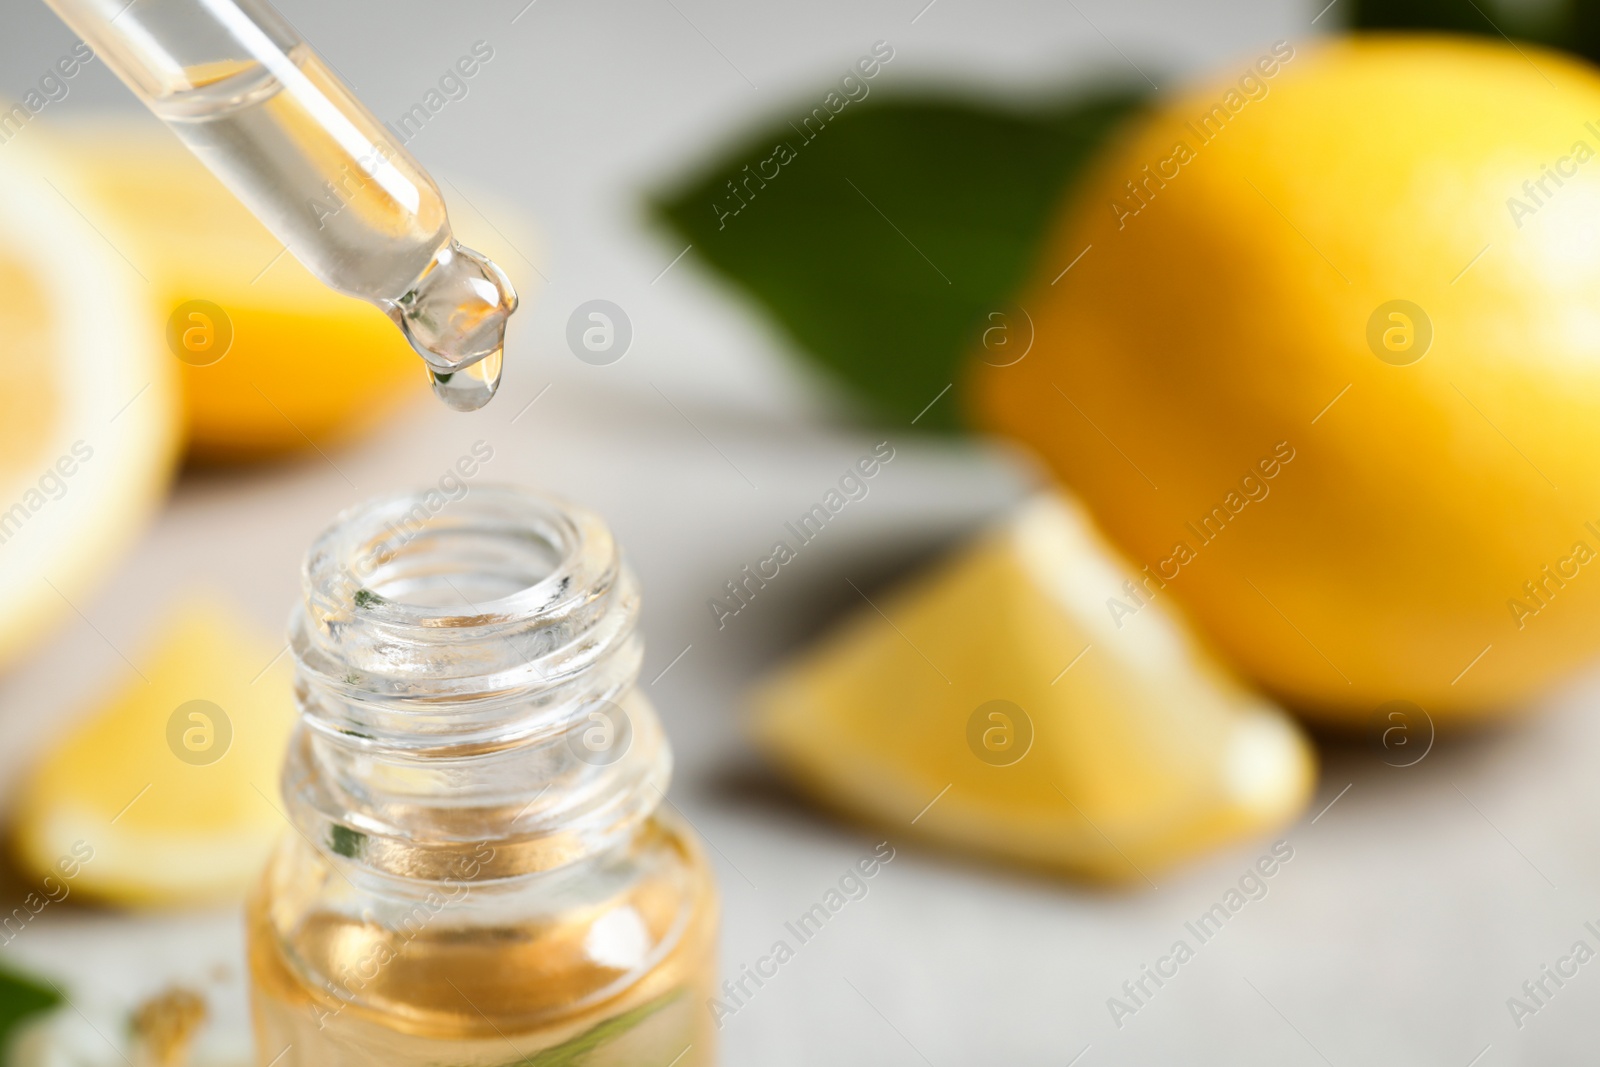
xmin=281 ymin=485 xmax=670 ymax=881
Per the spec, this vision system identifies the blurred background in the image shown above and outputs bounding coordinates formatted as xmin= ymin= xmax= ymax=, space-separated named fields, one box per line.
xmin=4 ymin=0 xmax=1600 ymax=1064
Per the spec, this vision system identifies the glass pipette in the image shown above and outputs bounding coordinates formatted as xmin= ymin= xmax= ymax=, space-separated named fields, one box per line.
xmin=41 ymin=0 xmax=518 ymax=411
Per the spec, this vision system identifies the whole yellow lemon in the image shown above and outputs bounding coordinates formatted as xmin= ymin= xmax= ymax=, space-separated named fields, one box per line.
xmin=973 ymin=36 xmax=1600 ymax=727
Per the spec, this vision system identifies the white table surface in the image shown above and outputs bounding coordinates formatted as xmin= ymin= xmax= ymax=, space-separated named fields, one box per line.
xmin=3 ymin=1 xmax=1596 ymax=1064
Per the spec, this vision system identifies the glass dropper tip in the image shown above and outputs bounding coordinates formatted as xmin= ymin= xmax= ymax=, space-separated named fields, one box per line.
xmin=390 ymin=241 xmax=518 ymax=412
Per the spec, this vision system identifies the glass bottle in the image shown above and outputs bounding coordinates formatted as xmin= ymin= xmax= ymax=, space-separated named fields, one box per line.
xmin=247 ymin=486 xmax=719 ymax=1066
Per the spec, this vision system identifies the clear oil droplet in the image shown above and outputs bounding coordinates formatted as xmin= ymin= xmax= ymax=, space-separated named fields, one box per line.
xmin=391 ymin=241 xmax=518 ymax=412
xmin=429 ymin=348 xmax=503 ymax=412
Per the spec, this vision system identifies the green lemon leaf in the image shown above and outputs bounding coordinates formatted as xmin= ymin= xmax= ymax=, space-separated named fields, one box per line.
xmin=1347 ymin=0 xmax=1600 ymax=62
xmin=652 ymin=91 xmax=1144 ymax=432
xmin=0 ymin=963 xmax=60 ymax=1056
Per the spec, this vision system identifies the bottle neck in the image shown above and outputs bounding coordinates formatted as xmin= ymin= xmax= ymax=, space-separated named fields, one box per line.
xmin=281 ymin=487 xmax=671 ymax=884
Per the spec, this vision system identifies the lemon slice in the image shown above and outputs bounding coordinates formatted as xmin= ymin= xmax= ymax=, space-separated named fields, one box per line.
xmin=0 ymin=144 xmax=178 ymax=674
xmin=13 ymin=599 xmax=297 ymax=907
xmin=752 ymin=494 xmax=1315 ymax=883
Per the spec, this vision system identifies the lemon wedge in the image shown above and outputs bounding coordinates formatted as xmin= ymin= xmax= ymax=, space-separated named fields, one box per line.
xmin=752 ymin=494 xmax=1315 ymax=883
xmin=34 ymin=122 xmax=421 ymax=463
xmin=13 ymin=599 xmax=296 ymax=907
xmin=0 ymin=143 xmax=178 ymax=674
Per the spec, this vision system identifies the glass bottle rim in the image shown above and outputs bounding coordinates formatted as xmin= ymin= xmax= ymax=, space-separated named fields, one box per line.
xmin=304 ymin=483 xmax=616 ymax=631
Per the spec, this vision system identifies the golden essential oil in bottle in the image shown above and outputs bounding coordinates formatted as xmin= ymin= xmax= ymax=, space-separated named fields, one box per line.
xmin=247 ymin=487 xmax=718 ymax=1065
